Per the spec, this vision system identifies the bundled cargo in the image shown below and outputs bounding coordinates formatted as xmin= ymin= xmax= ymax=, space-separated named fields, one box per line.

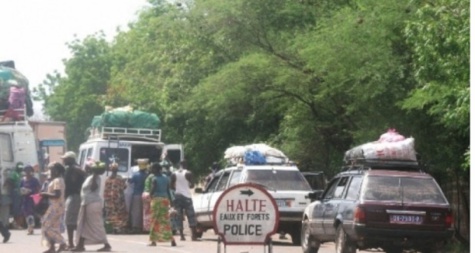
xmin=0 ymin=65 xmax=34 ymax=117
xmin=344 ymin=129 xmax=417 ymax=164
xmin=90 ymin=105 xmax=160 ymax=130
xmin=224 ymin=143 xmax=288 ymax=165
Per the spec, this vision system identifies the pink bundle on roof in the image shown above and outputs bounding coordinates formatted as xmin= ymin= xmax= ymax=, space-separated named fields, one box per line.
xmin=378 ymin=128 xmax=405 ymax=142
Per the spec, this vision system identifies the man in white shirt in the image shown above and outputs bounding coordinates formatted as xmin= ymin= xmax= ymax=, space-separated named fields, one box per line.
xmin=170 ymin=160 xmax=198 ymax=241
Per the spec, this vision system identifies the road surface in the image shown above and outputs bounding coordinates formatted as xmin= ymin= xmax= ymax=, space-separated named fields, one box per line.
xmin=2 ymin=228 xmax=383 ymax=253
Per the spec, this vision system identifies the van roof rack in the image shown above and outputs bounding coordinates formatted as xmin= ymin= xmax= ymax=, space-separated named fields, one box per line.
xmin=89 ymin=127 xmax=162 ymax=143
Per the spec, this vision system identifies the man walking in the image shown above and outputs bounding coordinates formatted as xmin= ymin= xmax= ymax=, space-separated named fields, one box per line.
xmin=128 ymin=159 xmax=149 ymax=233
xmin=62 ymin=151 xmax=87 ymax=249
xmin=170 ymin=160 xmax=198 ymax=241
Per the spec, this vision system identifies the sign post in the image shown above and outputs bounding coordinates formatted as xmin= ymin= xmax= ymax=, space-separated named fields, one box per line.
xmin=213 ymin=183 xmax=279 ymax=253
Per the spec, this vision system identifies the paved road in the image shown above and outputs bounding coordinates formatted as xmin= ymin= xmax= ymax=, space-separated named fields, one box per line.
xmin=2 ymin=228 xmax=383 ymax=253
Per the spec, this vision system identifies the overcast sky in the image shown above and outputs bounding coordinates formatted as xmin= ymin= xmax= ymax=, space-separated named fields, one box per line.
xmin=0 ymin=0 xmax=149 ymax=119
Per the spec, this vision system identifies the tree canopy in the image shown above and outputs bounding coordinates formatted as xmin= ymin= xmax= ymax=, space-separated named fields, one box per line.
xmin=37 ymin=0 xmax=469 ymax=182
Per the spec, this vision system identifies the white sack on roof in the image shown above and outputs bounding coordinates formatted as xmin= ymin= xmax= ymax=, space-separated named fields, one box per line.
xmin=345 ymin=137 xmax=417 ymax=162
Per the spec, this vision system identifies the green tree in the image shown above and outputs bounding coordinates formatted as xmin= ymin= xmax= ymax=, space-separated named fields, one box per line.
xmin=41 ymin=33 xmax=113 ymax=149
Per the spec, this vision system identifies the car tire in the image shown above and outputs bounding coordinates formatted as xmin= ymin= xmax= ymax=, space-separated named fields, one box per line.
xmin=301 ymin=220 xmax=319 ymax=253
xmin=290 ymin=227 xmax=302 ymax=246
xmin=335 ymin=225 xmax=356 ymax=253
xmin=194 ymin=224 xmax=204 ymax=239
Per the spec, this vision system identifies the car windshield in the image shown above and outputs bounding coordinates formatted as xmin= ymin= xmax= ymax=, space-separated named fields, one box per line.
xmin=244 ymin=169 xmax=312 ymax=191
xmin=362 ymin=176 xmax=448 ymax=204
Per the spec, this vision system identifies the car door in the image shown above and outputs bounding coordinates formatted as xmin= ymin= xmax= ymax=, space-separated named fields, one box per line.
xmin=322 ymin=176 xmax=350 ymax=237
xmin=206 ymin=170 xmax=232 ymax=221
xmin=311 ymin=177 xmax=340 ymax=240
xmin=194 ymin=171 xmax=222 ymax=225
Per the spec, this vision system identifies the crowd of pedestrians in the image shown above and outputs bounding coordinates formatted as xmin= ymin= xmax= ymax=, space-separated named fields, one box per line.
xmin=0 ymin=151 xmax=201 ymax=252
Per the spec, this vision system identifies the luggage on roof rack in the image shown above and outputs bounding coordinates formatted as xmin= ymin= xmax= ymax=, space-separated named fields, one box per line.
xmin=224 ymin=143 xmax=288 ymax=165
xmin=344 ymin=137 xmax=417 ymax=164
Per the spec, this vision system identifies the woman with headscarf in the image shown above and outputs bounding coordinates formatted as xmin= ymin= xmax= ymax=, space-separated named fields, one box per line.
xmin=19 ymin=165 xmax=41 ymax=235
xmin=40 ymin=162 xmax=67 ymax=253
xmin=104 ymin=162 xmax=128 ymax=234
xmin=147 ymin=162 xmax=176 ymax=247
xmin=72 ymin=161 xmax=111 ymax=252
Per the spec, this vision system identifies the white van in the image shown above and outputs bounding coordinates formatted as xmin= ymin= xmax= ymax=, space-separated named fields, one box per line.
xmin=77 ymin=127 xmax=184 ymax=210
xmin=78 ymin=127 xmax=183 ymax=178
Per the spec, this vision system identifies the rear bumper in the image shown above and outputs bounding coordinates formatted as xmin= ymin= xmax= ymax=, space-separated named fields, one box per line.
xmin=353 ymin=224 xmax=454 ymax=246
xmin=279 ymin=211 xmax=303 ymax=222
xmin=278 ymin=211 xmax=303 ymax=232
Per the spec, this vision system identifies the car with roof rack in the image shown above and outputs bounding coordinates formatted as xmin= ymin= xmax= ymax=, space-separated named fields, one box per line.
xmin=193 ymin=144 xmax=316 ymax=245
xmin=301 ymin=159 xmax=454 ymax=253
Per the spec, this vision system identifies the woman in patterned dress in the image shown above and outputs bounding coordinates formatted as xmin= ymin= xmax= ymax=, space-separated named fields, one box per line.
xmin=103 ymin=162 xmax=128 ymax=233
xmin=147 ymin=162 xmax=176 ymax=247
xmin=40 ymin=162 xmax=67 ymax=253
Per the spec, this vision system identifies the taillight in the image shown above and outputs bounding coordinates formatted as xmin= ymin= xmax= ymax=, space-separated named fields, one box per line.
xmin=445 ymin=212 xmax=453 ymax=228
xmin=354 ymin=206 xmax=366 ymax=224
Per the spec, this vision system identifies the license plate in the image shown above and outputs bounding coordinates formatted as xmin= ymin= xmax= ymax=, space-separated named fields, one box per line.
xmin=389 ymin=215 xmax=423 ymax=224
xmin=275 ymin=199 xmax=290 ymax=207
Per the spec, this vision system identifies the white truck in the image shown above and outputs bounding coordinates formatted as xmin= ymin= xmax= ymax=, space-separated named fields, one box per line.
xmin=0 ymin=60 xmax=39 ymax=187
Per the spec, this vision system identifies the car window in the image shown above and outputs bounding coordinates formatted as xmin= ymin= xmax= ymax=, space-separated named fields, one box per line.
xmin=205 ymin=172 xmax=221 ymax=193
xmin=345 ymin=176 xmax=363 ymax=200
xmin=228 ymin=170 xmax=242 ymax=187
xmin=401 ymin=177 xmax=447 ymax=204
xmin=216 ymin=171 xmax=231 ymax=191
xmin=322 ymin=177 xmax=340 ymax=200
xmin=99 ymin=148 xmax=129 ymax=173
xmin=333 ymin=176 xmax=349 ymax=199
xmin=244 ymin=169 xmax=312 ymax=191
xmin=362 ymin=176 xmax=447 ymax=204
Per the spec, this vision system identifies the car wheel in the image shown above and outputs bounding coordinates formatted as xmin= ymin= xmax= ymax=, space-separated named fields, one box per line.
xmin=335 ymin=225 xmax=356 ymax=253
xmin=194 ymin=224 xmax=204 ymax=239
xmin=290 ymin=227 xmax=302 ymax=246
xmin=301 ymin=220 xmax=319 ymax=253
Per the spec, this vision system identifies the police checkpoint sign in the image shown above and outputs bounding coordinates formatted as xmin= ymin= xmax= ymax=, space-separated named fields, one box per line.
xmin=212 ymin=183 xmax=279 ymax=245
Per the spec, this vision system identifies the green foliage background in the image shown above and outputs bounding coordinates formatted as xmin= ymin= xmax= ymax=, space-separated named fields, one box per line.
xmin=35 ymin=0 xmax=469 ymax=185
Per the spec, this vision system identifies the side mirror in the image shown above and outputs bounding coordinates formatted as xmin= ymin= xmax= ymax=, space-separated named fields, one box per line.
xmin=194 ymin=188 xmax=204 ymax=194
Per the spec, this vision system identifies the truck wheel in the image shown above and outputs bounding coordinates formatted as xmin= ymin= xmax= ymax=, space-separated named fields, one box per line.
xmin=301 ymin=220 xmax=319 ymax=253
xmin=290 ymin=227 xmax=302 ymax=246
xmin=335 ymin=225 xmax=356 ymax=253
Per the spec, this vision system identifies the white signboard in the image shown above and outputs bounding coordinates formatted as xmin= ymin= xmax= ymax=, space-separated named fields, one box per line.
xmin=213 ymin=183 xmax=279 ymax=245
